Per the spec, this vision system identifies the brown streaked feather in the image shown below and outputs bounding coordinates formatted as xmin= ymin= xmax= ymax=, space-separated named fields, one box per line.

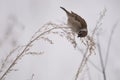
xmin=60 ymin=7 xmax=87 ymax=31
xmin=71 ymin=11 xmax=87 ymax=29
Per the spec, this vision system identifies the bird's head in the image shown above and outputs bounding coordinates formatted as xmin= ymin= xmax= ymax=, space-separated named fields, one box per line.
xmin=78 ymin=29 xmax=88 ymax=37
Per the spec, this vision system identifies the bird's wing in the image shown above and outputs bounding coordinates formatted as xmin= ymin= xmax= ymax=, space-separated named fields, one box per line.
xmin=60 ymin=7 xmax=87 ymax=29
xmin=71 ymin=11 xmax=87 ymax=28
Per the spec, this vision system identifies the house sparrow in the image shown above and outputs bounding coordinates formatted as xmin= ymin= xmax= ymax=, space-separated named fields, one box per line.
xmin=60 ymin=7 xmax=88 ymax=37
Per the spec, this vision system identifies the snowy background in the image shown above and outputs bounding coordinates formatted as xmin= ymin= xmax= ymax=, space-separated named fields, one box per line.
xmin=0 ymin=0 xmax=120 ymax=80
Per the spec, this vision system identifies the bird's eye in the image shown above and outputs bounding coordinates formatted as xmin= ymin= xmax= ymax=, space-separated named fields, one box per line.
xmin=79 ymin=31 xmax=83 ymax=35
xmin=78 ymin=31 xmax=83 ymax=37
xmin=78 ymin=31 xmax=87 ymax=37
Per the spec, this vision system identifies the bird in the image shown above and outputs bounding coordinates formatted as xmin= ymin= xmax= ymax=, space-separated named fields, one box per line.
xmin=60 ymin=7 xmax=88 ymax=37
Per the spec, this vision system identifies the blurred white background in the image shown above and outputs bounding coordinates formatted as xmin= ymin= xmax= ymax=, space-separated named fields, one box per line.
xmin=0 ymin=0 xmax=120 ymax=80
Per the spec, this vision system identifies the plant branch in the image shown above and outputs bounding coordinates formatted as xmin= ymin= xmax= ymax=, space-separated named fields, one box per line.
xmin=75 ymin=45 xmax=89 ymax=80
xmin=0 ymin=23 xmax=69 ymax=80
xmin=104 ymin=22 xmax=118 ymax=69
xmin=97 ymin=38 xmax=106 ymax=80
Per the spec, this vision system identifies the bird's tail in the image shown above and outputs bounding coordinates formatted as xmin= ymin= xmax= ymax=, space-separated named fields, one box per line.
xmin=60 ymin=7 xmax=70 ymax=15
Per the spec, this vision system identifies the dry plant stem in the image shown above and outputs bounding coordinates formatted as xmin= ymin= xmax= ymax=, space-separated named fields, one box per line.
xmin=97 ymin=22 xmax=118 ymax=80
xmin=97 ymin=39 xmax=106 ymax=80
xmin=75 ymin=8 xmax=107 ymax=80
xmin=0 ymin=43 xmax=30 ymax=80
xmin=0 ymin=24 xmax=68 ymax=80
xmin=104 ymin=22 xmax=118 ymax=69
xmin=75 ymin=46 xmax=89 ymax=80
xmin=77 ymin=47 xmax=101 ymax=72
xmin=0 ymin=46 xmax=19 ymax=73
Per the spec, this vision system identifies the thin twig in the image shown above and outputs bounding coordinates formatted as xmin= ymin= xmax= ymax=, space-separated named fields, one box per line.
xmin=75 ymin=46 xmax=89 ymax=80
xmin=97 ymin=21 xmax=118 ymax=80
xmin=77 ymin=47 xmax=101 ymax=72
xmin=0 ymin=24 xmax=69 ymax=80
xmin=104 ymin=22 xmax=118 ymax=69
xmin=0 ymin=46 xmax=19 ymax=73
xmin=75 ymin=7 xmax=107 ymax=80
xmin=97 ymin=38 xmax=106 ymax=80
